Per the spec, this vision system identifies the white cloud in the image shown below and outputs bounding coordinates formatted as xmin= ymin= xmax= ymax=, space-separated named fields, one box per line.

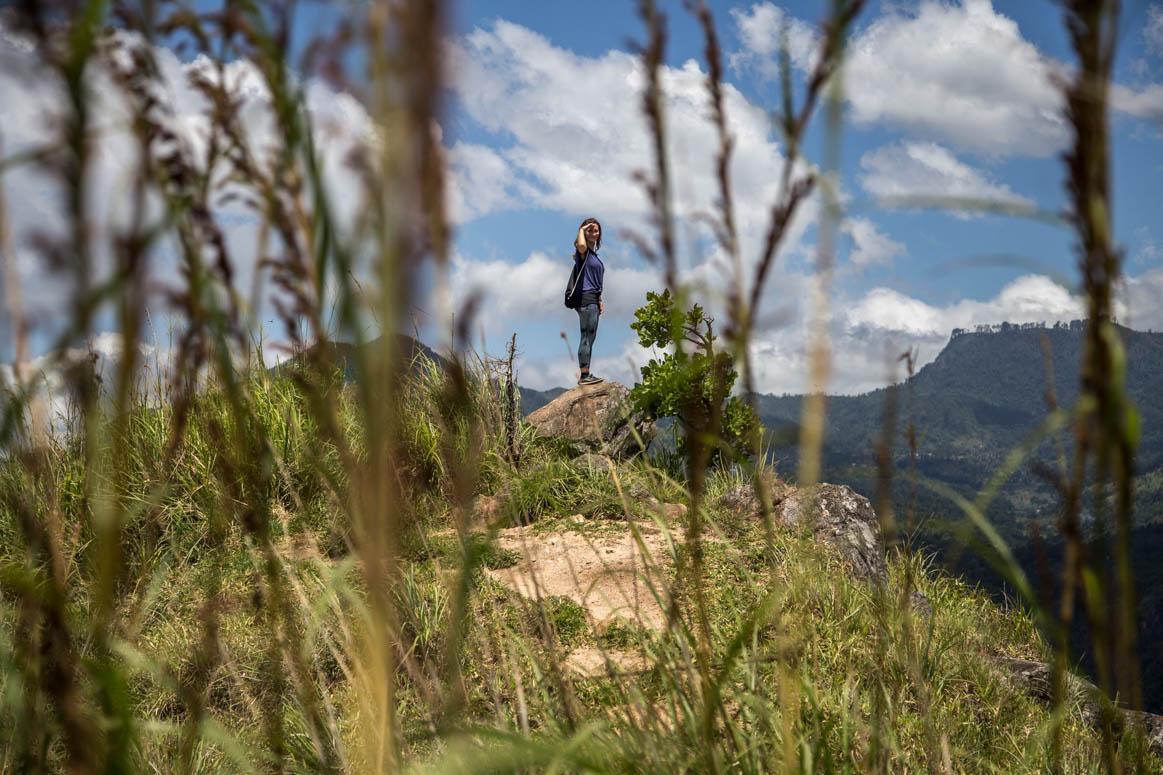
xmin=1111 ymin=82 xmax=1163 ymax=123
xmin=1147 ymin=5 xmax=1163 ymax=58
xmin=747 ymin=323 xmax=945 ymax=396
xmin=731 ymin=0 xmax=1068 ymax=157
xmin=518 ymin=336 xmax=656 ymax=392
xmin=445 ymin=141 xmax=524 ymax=224
xmin=840 ymin=217 xmax=906 ymax=268
xmin=0 ymin=20 xmax=376 ymax=352
xmin=1120 ymin=268 xmax=1163 ymax=332
xmin=0 ymin=331 xmax=171 ymax=435
xmin=728 ymin=3 xmax=818 ymax=79
xmin=846 ymin=0 xmax=1067 ymax=155
xmin=738 ymin=274 xmax=1086 ymax=395
xmin=858 ymin=141 xmax=1034 ymax=216
xmin=846 ymin=274 xmax=1082 ymax=337
xmin=846 ymin=288 xmax=946 ymax=337
xmin=448 ymin=249 xmax=658 ymax=338
xmin=446 ymin=19 xmax=813 ymax=256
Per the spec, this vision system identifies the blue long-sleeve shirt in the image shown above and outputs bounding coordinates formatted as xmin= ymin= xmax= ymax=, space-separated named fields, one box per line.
xmin=574 ymin=248 xmax=604 ymax=299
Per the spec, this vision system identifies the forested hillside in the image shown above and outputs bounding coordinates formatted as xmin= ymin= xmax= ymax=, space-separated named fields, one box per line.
xmin=752 ymin=323 xmax=1163 ymax=535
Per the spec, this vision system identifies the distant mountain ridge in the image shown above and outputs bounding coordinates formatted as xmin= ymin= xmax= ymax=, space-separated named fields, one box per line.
xmin=752 ymin=323 xmax=1163 ymax=531
xmin=269 ymin=335 xmax=572 ymax=418
xmin=269 ymin=334 xmax=448 ymax=382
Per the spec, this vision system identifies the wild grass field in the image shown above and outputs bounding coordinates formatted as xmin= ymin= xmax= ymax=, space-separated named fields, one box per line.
xmin=0 ymin=360 xmax=1144 ymax=772
xmin=0 ymin=0 xmax=1155 ymax=772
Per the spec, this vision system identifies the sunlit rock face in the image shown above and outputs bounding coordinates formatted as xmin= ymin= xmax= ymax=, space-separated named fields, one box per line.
xmin=526 ymin=381 xmax=655 ymax=460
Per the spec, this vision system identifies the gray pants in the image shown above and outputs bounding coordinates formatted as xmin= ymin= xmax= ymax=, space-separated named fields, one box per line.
xmin=577 ymin=303 xmax=600 ymax=370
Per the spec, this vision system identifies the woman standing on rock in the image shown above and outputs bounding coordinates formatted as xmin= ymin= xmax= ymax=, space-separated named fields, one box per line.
xmin=572 ymin=217 xmax=604 ymax=385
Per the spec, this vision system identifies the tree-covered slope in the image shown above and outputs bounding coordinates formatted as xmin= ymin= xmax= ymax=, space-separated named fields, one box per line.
xmin=517 ymin=385 xmax=568 ymax=415
xmin=753 ymin=324 xmax=1163 ymax=532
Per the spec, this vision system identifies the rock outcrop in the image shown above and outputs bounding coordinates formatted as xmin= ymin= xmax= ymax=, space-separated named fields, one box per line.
xmin=486 ymin=523 xmax=671 ymax=631
xmin=526 ymin=381 xmax=656 ymax=459
xmin=998 ymin=657 xmax=1163 ymax=758
xmin=718 ymin=473 xmax=792 ymax=517
xmin=719 ymin=479 xmax=888 ymax=584
xmin=778 ymin=484 xmax=889 ymax=584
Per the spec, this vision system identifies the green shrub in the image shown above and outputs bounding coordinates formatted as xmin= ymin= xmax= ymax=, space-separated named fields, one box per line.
xmin=630 ymin=289 xmax=760 ymax=467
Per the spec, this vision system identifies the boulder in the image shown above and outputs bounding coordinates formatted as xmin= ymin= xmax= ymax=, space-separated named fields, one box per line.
xmin=627 ymin=480 xmax=653 ymax=502
xmin=997 ymin=656 xmax=1163 ymax=757
xmin=526 ymin=382 xmax=656 ymax=460
xmin=776 ymin=484 xmax=888 ymax=584
xmin=908 ymin=590 xmax=933 ymax=621
xmin=718 ymin=473 xmax=791 ymax=517
xmin=717 ymin=478 xmax=887 ymax=584
xmin=571 ymin=452 xmax=615 ymax=475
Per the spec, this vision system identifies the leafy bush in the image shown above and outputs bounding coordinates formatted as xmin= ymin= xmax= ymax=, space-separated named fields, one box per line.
xmin=629 ymin=289 xmax=760 ymax=466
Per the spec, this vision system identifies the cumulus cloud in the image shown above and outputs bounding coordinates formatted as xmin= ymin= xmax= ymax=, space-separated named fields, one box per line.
xmin=845 ymin=0 xmax=1067 ymax=155
xmin=846 ymin=274 xmax=1082 ymax=337
xmin=0 ymin=331 xmax=173 ymax=435
xmin=858 ymin=142 xmax=1034 ymax=216
xmin=445 ymin=141 xmax=526 ymax=224
xmin=446 ymin=19 xmax=813 ymax=256
xmin=516 ymin=336 xmax=656 ymax=392
xmin=1120 ymin=269 xmax=1163 ymax=332
xmin=741 ymin=274 xmax=1088 ymax=395
xmin=746 ymin=322 xmax=945 ymax=396
xmin=0 ymin=19 xmax=376 ymax=353
xmin=840 ymin=217 xmax=906 ymax=268
xmin=448 ymin=249 xmax=657 ymax=339
xmin=1111 ymin=82 xmax=1163 ymax=123
xmin=727 ymin=3 xmax=818 ymax=80
xmin=731 ymin=0 xmax=1068 ymax=156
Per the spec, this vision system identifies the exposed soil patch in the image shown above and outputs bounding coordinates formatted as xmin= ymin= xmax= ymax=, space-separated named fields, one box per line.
xmin=564 ymin=646 xmax=648 ymax=677
xmin=486 ymin=523 xmax=673 ymax=631
xmin=276 ymin=533 xmax=326 ymax=562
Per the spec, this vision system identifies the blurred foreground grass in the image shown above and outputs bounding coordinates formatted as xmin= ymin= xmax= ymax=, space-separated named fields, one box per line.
xmin=0 ymin=360 xmax=1146 ymax=772
xmin=0 ymin=0 xmax=1153 ymax=771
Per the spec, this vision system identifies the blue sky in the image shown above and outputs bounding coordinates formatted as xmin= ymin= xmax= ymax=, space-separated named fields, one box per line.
xmin=432 ymin=0 xmax=1163 ymax=393
xmin=2 ymin=1 xmax=1163 ymax=395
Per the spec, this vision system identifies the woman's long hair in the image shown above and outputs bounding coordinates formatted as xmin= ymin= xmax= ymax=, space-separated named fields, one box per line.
xmin=580 ymin=217 xmax=602 ymax=250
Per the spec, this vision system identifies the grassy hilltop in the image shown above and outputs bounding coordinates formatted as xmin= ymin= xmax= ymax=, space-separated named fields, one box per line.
xmin=0 ymin=0 xmax=1149 ymax=769
xmin=0 ymin=357 xmax=1154 ymax=772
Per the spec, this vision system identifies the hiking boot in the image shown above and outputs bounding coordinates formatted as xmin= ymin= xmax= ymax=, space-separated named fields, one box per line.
xmin=578 ymin=373 xmax=604 ymax=386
